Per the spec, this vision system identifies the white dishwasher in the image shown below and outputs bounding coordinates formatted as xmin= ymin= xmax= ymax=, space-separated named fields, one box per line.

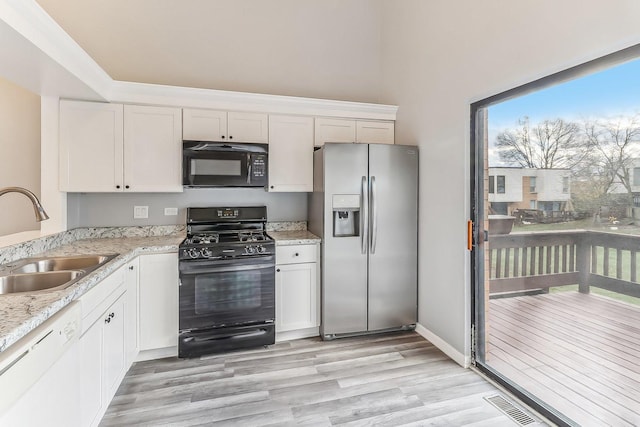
xmin=0 ymin=302 xmax=81 ymax=426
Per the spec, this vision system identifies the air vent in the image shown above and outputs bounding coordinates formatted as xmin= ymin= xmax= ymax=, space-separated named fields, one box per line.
xmin=484 ymin=394 xmax=537 ymax=425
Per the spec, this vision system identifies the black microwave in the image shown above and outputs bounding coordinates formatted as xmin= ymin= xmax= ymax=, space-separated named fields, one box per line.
xmin=182 ymin=141 xmax=268 ymax=187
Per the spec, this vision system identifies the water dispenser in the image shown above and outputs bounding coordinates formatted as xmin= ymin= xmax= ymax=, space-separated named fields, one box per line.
xmin=332 ymin=194 xmax=360 ymax=237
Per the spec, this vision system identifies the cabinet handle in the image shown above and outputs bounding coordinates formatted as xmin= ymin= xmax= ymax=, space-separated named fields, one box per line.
xmin=270 ymin=185 xmax=274 ymax=189
xmin=229 ymin=135 xmax=233 ymax=139
xmin=295 ymin=253 xmax=299 ymax=257
xmin=276 ymin=268 xmax=280 ymax=272
xmin=105 ymin=317 xmax=111 ymax=324
xmin=125 ymin=185 xmax=130 ymax=189
xmin=109 ymin=312 xmax=115 ymax=318
xmin=221 ymin=135 xmax=225 ymax=139
xmin=129 ymin=265 xmax=134 ymax=270
xmin=116 ymin=185 xmax=120 ymax=189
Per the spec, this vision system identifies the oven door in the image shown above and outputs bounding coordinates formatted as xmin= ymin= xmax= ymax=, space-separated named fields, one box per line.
xmin=179 ymin=255 xmax=275 ymax=331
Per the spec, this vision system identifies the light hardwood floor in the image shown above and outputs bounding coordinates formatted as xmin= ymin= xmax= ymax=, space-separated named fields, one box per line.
xmin=101 ymin=332 xmax=532 ymax=426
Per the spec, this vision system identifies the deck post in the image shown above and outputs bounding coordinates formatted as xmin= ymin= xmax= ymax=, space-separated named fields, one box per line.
xmin=576 ymin=232 xmax=591 ymax=294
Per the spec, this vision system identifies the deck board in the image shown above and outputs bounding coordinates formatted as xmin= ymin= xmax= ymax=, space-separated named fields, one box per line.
xmin=489 ymin=291 xmax=640 ymax=426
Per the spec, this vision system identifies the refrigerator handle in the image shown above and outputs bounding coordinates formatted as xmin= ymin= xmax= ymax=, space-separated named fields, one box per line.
xmin=361 ymin=176 xmax=368 ymax=254
xmin=370 ymin=175 xmax=378 ymax=254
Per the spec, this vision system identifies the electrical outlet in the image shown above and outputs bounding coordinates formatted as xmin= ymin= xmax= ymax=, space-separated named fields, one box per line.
xmin=164 ymin=207 xmax=178 ymax=216
xmin=133 ymin=206 xmax=149 ymax=219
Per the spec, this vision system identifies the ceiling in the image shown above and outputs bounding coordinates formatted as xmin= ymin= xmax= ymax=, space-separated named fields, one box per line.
xmin=36 ymin=0 xmax=384 ymax=103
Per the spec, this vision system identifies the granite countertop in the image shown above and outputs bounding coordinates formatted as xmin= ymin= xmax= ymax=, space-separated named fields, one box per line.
xmin=268 ymin=230 xmax=321 ymax=246
xmin=0 ymin=233 xmax=184 ymax=353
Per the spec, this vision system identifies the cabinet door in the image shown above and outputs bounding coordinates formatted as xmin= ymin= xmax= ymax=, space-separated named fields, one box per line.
xmin=227 ymin=112 xmax=269 ymax=143
xmin=59 ymin=100 xmax=124 ymax=192
xmin=123 ymin=105 xmax=183 ymax=192
xmin=355 ymin=120 xmax=395 ymax=144
xmin=183 ymin=108 xmax=227 ymax=142
xmin=102 ymin=295 xmax=126 ymax=404
xmin=139 ymin=253 xmax=179 ymax=351
xmin=124 ymin=258 xmax=140 ymax=368
xmin=268 ymin=115 xmax=314 ymax=192
xmin=80 ymin=319 xmax=103 ymax=427
xmin=276 ymin=262 xmax=318 ymax=332
xmin=314 ymin=117 xmax=356 ymax=147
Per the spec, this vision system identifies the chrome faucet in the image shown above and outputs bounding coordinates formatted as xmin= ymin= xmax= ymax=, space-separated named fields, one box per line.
xmin=0 ymin=187 xmax=50 ymax=222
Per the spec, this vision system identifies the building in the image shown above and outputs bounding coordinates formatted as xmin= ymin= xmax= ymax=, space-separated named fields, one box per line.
xmin=488 ymin=167 xmax=571 ymax=216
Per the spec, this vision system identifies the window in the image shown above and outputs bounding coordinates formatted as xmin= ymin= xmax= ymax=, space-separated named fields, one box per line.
xmin=563 ymin=176 xmax=569 ymax=193
xmin=530 ymin=200 xmax=536 ymax=209
xmin=489 ymin=175 xmax=495 ymax=193
xmin=634 ymin=167 xmax=640 ymax=186
xmin=529 ymin=176 xmax=537 ymax=193
xmin=496 ymin=175 xmax=505 ymax=193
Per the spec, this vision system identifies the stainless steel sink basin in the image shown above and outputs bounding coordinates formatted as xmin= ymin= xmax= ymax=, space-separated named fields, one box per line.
xmin=0 ymin=254 xmax=118 ymax=295
xmin=10 ymin=254 xmax=116 ymax=274
xmin=0 ymin=271 xmax=84 ymax=294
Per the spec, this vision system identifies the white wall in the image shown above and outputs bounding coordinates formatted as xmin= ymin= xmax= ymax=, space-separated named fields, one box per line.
xmin=379 ymin=0 xmax=640 ymax=361
xmin=0 ymin=77 xmax=41 ymax=236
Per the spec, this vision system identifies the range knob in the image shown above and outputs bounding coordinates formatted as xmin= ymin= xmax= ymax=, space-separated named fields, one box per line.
xmin=201 ymin=248 xmax=213 ymax=258
xmin=257 ymin=245 xmax=266 ymax=254
xmin=187 ymin=248 xmax=200 ymax=259
xmin=246 ymin=245 xmax=256 ymax=254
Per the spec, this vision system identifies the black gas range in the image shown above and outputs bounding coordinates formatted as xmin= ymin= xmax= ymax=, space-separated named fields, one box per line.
xmin=178 ymin=206 xmax=275 ymax=358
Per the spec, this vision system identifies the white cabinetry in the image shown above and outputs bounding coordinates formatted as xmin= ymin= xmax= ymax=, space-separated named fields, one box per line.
xmin=59 ymin=100 xmax=182 ymax=192
xmin=314 ymin=118 xmax=395 ymax=146
xmin=139 ymin=253 xmax=179 ymax=358
xmin=268 ymin=115 xmax=314 ymax=192
xmin=183 ymin=108 xmax=268 ymax=143
xmin=78 ymin=266 xmax=127 ymax=427
xmin=124 ymin=257 xmax=140 ymax=368
xmin=123 ymin=105 xmax=183 ymax=192
xmin=275 ymin=244 xmax=320 ymax=339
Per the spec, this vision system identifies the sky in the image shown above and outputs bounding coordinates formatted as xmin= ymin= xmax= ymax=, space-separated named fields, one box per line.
xmin=488 ymin=57 xmax=640 ymax=166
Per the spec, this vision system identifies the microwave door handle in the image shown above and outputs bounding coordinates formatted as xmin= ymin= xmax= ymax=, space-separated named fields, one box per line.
xmin=247 ymin=157 xmax=252 ymax=184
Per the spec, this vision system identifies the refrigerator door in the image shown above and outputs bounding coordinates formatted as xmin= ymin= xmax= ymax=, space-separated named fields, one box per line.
xmin=368 ymin=144 xmax=418 ymax=331
xmin=321 ymin=143 xmax=369 ymax=336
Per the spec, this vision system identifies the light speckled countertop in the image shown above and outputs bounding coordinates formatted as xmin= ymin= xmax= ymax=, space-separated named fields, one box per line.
xmin=0 ymin=233 xmax=184 ymax=353
xmin=268 ymin=230 xmax=321 ymax=246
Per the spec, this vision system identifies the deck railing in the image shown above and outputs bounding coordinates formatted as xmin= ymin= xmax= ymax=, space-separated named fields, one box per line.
xmin=489 ymin=230 xmax=640 ymax=298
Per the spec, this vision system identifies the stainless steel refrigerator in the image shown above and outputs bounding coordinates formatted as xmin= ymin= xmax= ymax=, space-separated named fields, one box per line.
xmin=308 ymin=143 xmax=418 ymax=339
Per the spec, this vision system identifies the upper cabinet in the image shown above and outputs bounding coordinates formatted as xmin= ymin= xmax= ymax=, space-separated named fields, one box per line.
xmin=268 ymin=115 xmax=314 ymax=192
xmin=314 ymin=118 xmax=395 ymax=146
xmin=183 ymin=108 xmax=268 ymax=143
xmin=59 ymin=100 xmax=182 ymax=192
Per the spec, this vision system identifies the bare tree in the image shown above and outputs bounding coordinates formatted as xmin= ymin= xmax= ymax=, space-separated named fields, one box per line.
xmin=583 ymin=114 xmax=640 ymax=196
xmin=495 ymin=117 xmax=586 ymax=169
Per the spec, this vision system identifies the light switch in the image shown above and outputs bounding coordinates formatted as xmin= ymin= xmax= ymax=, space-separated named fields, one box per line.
xmin=164 ymin=207 xmax=178 ymax=216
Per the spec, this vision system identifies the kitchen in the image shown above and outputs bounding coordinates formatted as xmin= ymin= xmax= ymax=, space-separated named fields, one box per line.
xmin=1 ymin=1 xmax=639 ymax=426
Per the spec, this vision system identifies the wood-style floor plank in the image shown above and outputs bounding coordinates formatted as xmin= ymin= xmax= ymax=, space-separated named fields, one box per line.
xmin=102 ymin=332 xmax=532 ymax=426
xmin=489 ymin=291 xmax=640 ymax=426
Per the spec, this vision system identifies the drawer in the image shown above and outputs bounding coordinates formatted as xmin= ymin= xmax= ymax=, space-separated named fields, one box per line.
xmin=80 ymin=266 xmax=126 ymax=334
xmin=276 ymin=244 xmax=317 ymax=265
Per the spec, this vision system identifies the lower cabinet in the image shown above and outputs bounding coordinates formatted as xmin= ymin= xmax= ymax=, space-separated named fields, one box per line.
xmin=80 ymin=290 xmax=126 ymax=427
xmin=275 ymin=243 xmax=320 ymax=338
xmin=139 ymin=252 xmax=179 ymax=355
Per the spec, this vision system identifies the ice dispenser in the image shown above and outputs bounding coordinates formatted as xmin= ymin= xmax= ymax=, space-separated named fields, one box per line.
xmin=332 ymin=194 xmax=360 ymax=237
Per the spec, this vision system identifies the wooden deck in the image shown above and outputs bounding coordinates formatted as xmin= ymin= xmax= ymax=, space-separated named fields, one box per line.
xmin=489 ymin=291 xmax=640 ymax=426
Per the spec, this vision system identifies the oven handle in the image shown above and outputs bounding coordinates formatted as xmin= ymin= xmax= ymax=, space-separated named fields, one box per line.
xmin=184 ymin=328 xmax=269 ymax=343
xmin=180 ymin=261 xmax=275 ymax=275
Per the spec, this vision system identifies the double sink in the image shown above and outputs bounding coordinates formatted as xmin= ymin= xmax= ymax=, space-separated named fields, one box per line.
xmin=0 ymin=254 xmax=117 ymax=295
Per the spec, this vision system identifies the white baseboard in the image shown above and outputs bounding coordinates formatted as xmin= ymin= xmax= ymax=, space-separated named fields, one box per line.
xmin=135 ymin=346 xmax=177 ymax=362
xmin=414 ymin=323 xmax=470 ymax=368
xmin=276 ymin=327 xmax=319 ymax=342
